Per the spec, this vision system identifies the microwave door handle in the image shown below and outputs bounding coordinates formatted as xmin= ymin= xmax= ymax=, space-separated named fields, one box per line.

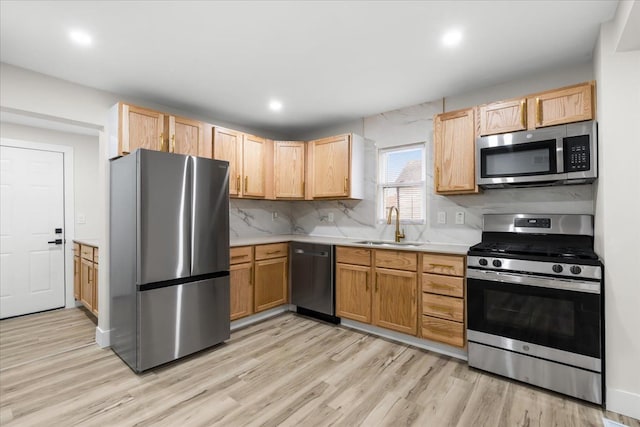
xmin=556 ymin=138 xmax=565 ymax=173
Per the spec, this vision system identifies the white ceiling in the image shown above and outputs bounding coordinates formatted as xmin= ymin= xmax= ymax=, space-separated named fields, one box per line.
xmin=0 ymin=1 xmax=618 ymax=137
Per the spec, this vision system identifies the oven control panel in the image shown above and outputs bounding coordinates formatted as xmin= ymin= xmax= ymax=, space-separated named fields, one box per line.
xmin=466 ymin=255 xmax=602 ymax=281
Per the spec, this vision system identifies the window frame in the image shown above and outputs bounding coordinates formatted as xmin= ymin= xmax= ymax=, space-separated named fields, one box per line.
xmin=377 ymin=142 xmax=427 ymax=225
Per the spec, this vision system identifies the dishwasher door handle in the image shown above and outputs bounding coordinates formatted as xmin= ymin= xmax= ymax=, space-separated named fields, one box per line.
xmin=293 ymin=249 xmax=329 ymax=257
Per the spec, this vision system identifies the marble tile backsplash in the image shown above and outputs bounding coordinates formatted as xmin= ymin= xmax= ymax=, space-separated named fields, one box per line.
xmin=229 ymin=101 xmax=595 ymax=246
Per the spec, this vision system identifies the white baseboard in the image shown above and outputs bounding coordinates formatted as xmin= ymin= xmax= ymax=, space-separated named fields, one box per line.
xmin=230 ymin=305 xmax=291 ymax=331
xmin=95 ymin=326 xmax=111 ymax=348
xmin=607 ymin=387 xmax=640 ymax=420
xmin=340 ymin=319 xmax=468 ymax=361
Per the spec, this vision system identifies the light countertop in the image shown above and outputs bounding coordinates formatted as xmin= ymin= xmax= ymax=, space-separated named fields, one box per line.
xmin=73 ymin=239 xmax=100 ymax=247
xmin=231 ymin=234 xmax=469 ymax=255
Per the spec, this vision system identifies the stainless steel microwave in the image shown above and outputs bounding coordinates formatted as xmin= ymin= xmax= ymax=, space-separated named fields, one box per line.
xmin=476 ymin=121 xmax=597 ymax=188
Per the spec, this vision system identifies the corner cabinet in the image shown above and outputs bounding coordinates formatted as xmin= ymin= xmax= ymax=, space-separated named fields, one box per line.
xmin=433 ymin=108 xmax=479 ymax=194
xmin=274 ymin=141 xmax=306 ymax=199
xmin=308 ymin=134 xmax=364 ymax=199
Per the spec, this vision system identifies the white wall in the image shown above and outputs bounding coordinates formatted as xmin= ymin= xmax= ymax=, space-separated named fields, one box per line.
xmin=0 ymin=123 xmax=100 ymax=239
xmin=593 ymin=1 xmax=640 ymax=418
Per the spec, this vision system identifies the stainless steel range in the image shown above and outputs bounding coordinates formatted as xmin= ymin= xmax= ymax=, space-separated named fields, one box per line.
xmin=466 ymin=214 xmax=603 ymax=405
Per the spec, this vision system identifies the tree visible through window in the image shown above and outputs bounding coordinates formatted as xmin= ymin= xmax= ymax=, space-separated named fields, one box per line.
xmin=378 ymin=144 xmax=425 ymax=223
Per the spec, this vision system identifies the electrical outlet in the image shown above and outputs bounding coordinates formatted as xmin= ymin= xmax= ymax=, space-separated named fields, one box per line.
xmin=437 ymin=211 xmax=446 ymax=224
xmin=77 ymin=213 xmax=86 ymax=224
xmin=455 ymin=211 xmax=465 ymax=225
xmin=328 ymin=212 xmax=334 ymax=223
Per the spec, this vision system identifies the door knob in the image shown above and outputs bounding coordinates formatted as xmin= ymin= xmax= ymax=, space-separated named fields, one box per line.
xmin=47 ymin=239 xmax=63 ymax=245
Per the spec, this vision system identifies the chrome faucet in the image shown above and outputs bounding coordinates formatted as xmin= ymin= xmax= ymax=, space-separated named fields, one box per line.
xmin=387 ymin=206 xmax=405 ymax=243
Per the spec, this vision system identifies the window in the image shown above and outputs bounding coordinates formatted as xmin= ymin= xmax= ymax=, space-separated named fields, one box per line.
xmin=378 ymin=144 xmax=426 ymax=223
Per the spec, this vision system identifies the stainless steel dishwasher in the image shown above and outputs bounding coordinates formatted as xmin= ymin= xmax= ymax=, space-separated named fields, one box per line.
xmin=290 ymin=242 xmax=338 ymax=323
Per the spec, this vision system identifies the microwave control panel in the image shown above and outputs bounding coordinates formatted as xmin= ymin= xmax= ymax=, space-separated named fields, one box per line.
xmin=564 ymin=135 xmax=591 ymax=172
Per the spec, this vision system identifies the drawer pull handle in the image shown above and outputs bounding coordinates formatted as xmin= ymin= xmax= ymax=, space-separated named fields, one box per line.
xmin=231 ymin=255 xmax=247 ymax=259
xmin=266 ymin=250 xmax=281 ymax=255
xmin=520 ymin=100 xmax=526 ymax=127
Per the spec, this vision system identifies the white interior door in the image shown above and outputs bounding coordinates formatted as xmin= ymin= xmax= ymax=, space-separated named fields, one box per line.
xmin=0 ymin=146 xmax=65 ymax=319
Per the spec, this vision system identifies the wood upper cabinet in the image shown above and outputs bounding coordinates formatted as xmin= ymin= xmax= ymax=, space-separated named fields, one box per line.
xmin=213 ymin=127 xmax=243 ymax=197
xmin=117 ymin=103 xmax=165 ymax=156
xmin=165 ymin=115 xmax=204 ymax=156
xmin=478 ymin=98 xmax=527 ymax=136
xmin=373 ymin=268 xmax=418 ymax=336
xmin=433 ymin=108 xmax=478 ymax=194
xmin=274 ymin=141 xmax=305 ymax=199
xmin=308 ymin=134 xmax=364 ymax=199
xmin=528 ymin=81 xmax=594 ymax=129
xmin=242 ymin=134 xmax=266 ymax=198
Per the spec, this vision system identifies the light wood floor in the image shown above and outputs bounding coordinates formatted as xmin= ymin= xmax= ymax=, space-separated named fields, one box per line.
xmin=0 ymin=309 xmax=638 ymax=427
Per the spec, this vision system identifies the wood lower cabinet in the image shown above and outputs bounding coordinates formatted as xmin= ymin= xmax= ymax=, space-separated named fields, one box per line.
xmin=336 ymin=247 xmax=373 ymax=323
xmin=230 ymin=243 xmax=288 ymax=319
xmin=336 ymin=263 xmax=372 ymax=323
xmin=433 ymin=108 xmax=478 ymax=195
xmin=75 ymin=241 xmax=99 ymax=316
xmin=230 ymin=246 xmax=254 ymax=320
xmin=421 ymin=253 xmax=465 ymax=347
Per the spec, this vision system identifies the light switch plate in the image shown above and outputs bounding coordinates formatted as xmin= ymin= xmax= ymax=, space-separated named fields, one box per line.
xmin=455 ymin=212 xmax=465 ymax=225
xmin=77 ymin=213 xmax=86 ymax=224
xmin=328 ymin=212 xmax=334 ymax=223
xmin=437 ymin=211 xmax=446 ymax=224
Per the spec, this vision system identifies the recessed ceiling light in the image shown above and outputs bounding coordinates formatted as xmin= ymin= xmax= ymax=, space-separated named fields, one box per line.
xmin=69 ymin=30 xmax=92 ymax=47
xmin=269 ymin=100 xmax=283 ymax=112
xmin=442 ymin=29 xmax=462 ymax=47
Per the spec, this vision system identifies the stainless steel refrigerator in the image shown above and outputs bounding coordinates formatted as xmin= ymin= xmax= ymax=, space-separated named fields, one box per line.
xmin=109 ymin=149 xmax=230 ymax=373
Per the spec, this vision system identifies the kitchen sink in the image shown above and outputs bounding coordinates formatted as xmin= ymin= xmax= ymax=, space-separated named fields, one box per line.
xmin=354 ymin=240 xmax=424 ymax=248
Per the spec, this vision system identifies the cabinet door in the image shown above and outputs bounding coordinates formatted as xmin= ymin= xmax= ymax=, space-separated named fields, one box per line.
xmin=434 ymin=108 xmax=478 ymax=194
xmin=242 ymin=134 xmax=266 ymax=198
xmin=336 ymin=263 xmax=372 ymax=323
xmin=73 ymin=255 xmax=80 ymax=300
xmin=80 ymin=257 xmax=94 ymax=312
xmin=168 ymin=116 xmax=204 ymax=156
xmin=213 ymin=127 xmax=242 ymax=196
xmin=92 ymin=263 xmax=99 ymax=315
xmin=311 ymin=135 xmax=350 ymax=198
xmin=373 ymin=268 xmax=417 ymax=335
xmin=230 ymin=262 xmax=253 ymax=320
xmin=530 ymin=82 xmax=594 ymax=128
xmin=274 ymin=141 xmax=305 ymax=199
xmin=478 ymin=98 xmax=527 ymax=136
xmin=120 ymin=104 xmax=165 ymax=155
xmin=254 ymin=257 xmax=287 ymax=312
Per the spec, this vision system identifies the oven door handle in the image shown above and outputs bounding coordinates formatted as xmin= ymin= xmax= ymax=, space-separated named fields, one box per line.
xmin=467 ymin=269 xmax=601 ymax=294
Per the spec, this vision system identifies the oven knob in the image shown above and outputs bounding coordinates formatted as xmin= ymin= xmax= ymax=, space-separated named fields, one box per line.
xmin=479 ymin=258 xmax=488 ymax=266
xmin=570 ymin=265 xmax=582 ymax=275
xmin=552 ymin=264 xmax=563 ymax=273
xmin=492 ymin=259 xmax=502 ymax=268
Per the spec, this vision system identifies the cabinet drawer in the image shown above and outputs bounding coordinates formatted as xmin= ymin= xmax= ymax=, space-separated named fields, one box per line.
xmin=422 ymin=273 xmax=464 ymax=298
xmin=422 ymin=316 xmax=465 ymax=348
xmin=336 ymin=246 xmax=371 ymax=266
xmin=422 ymin=254 xmax=464 ymax=276
xmin=375 ymin=250 xmax=417 ymax=271
xmin=255 ymin=243 xmax=288 ymax=260
xmin=80 ymin=245 xmax=94 ymax=261
xmin=422 ymin=293 xmax=463 ymax=322
xmin=230 ymin=246 xmax=253 ymax=264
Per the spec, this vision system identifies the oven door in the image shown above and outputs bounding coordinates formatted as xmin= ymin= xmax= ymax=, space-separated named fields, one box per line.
xmin=476 ymin=126 xmax=566 ymax=186
xmin=467 ymin=269 xmax=601 ymax=363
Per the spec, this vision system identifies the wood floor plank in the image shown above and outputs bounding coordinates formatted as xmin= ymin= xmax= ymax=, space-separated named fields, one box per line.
xmin=1 ymin=308 xmax=639 ymax=427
